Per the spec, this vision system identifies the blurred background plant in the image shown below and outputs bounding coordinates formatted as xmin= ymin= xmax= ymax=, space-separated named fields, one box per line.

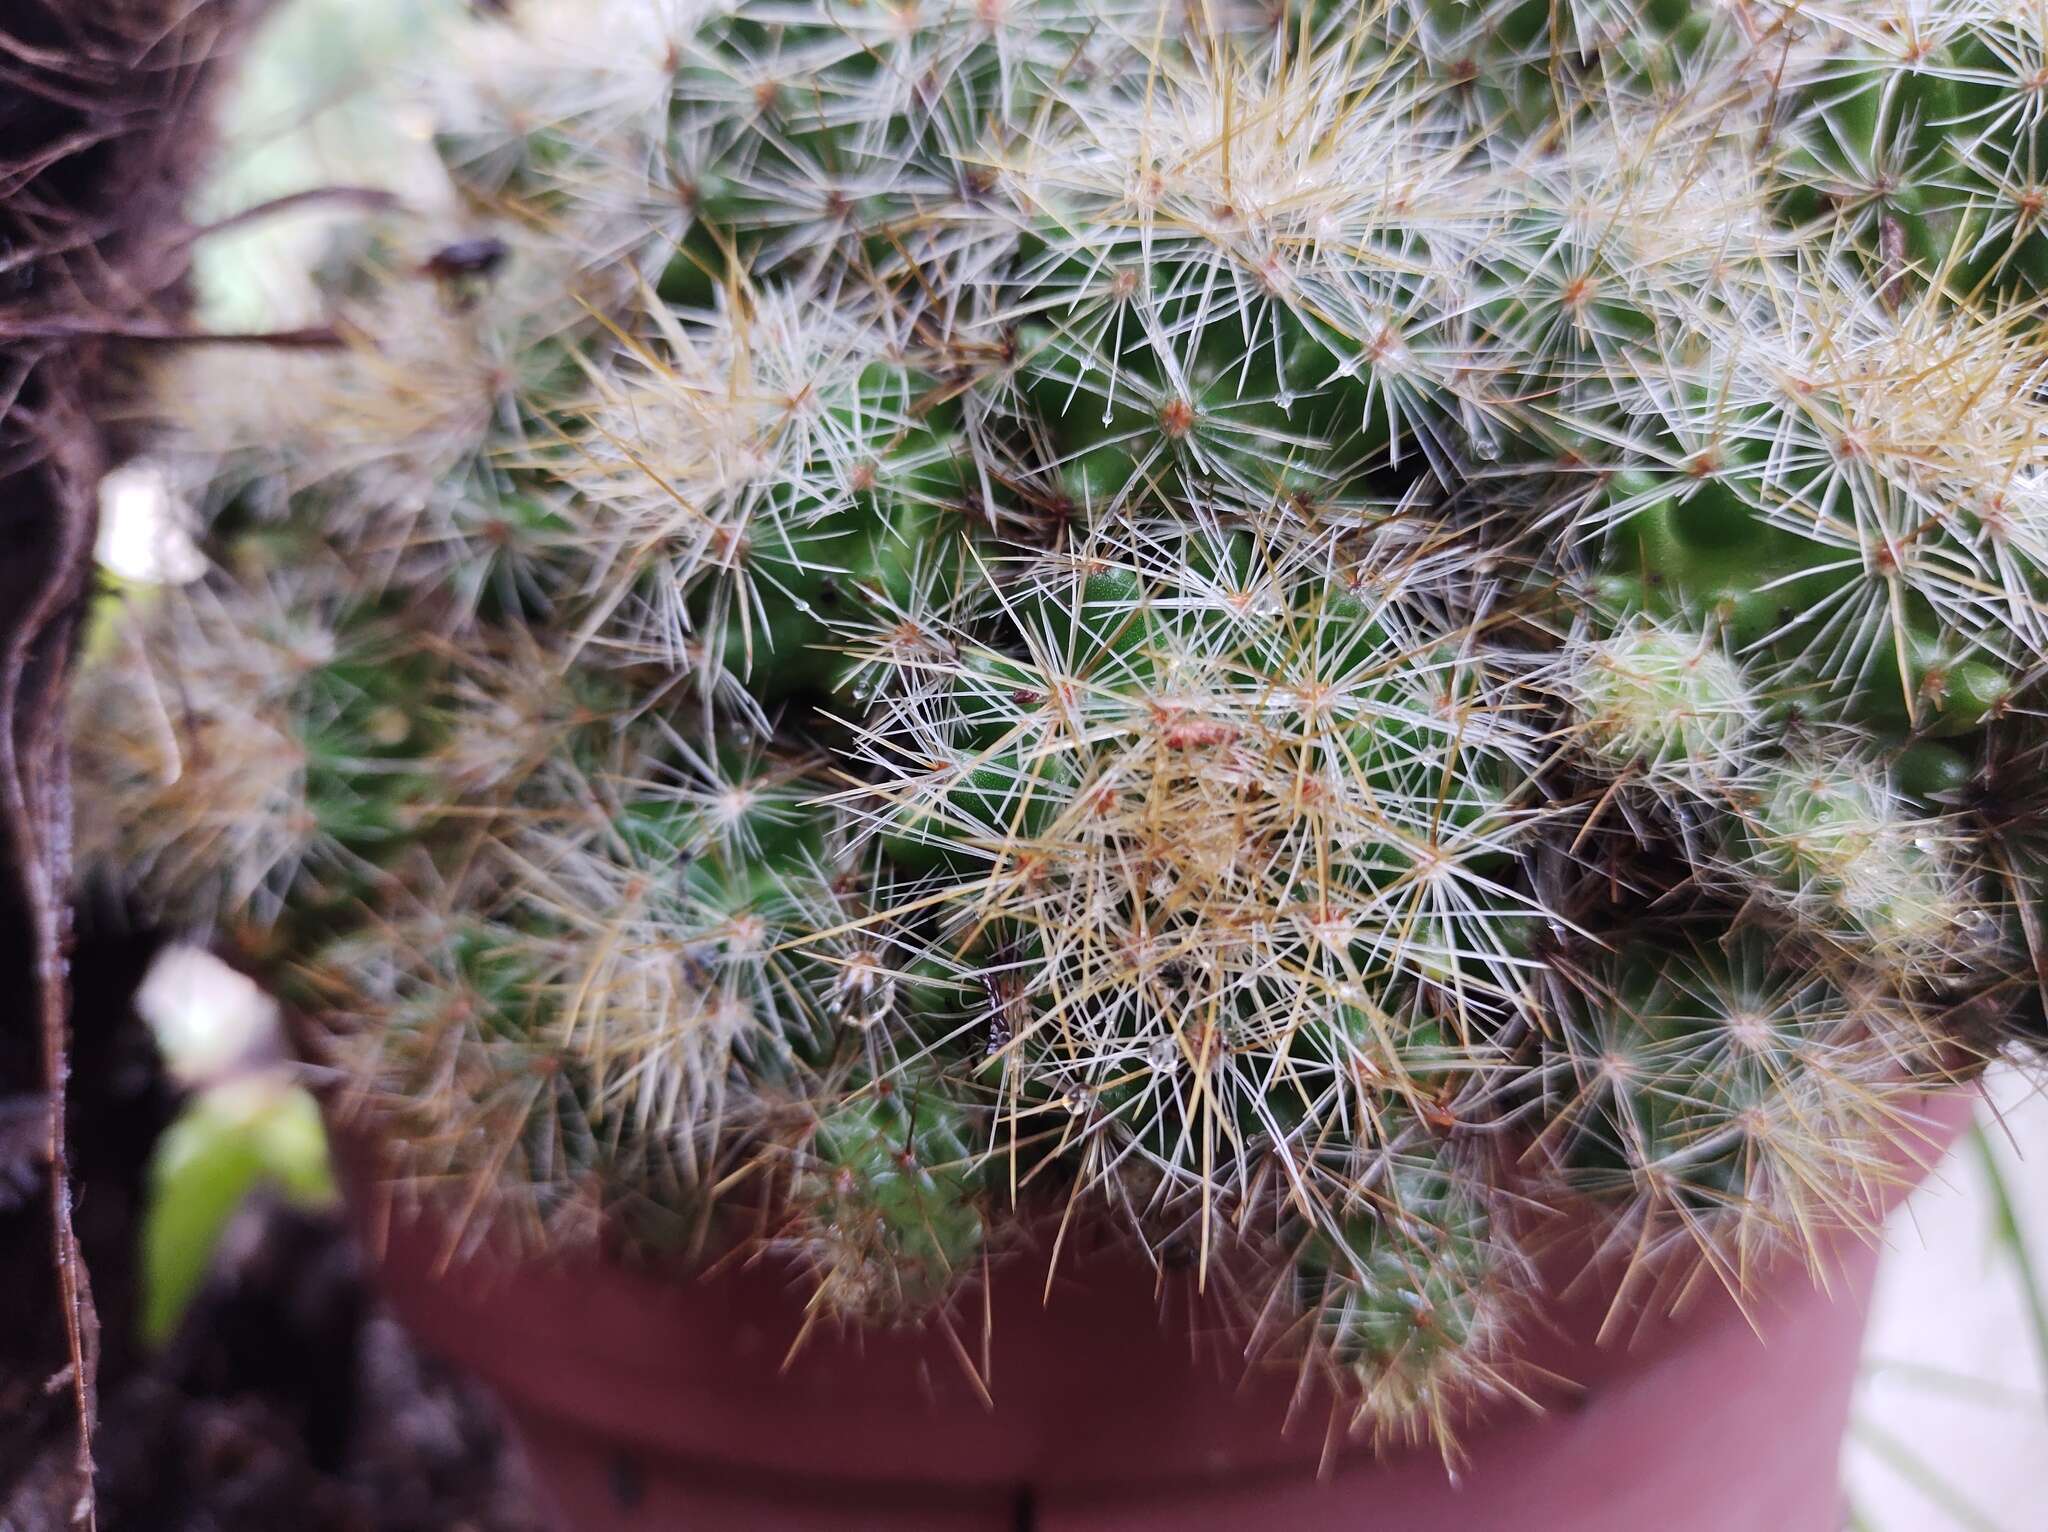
xmin=97 ymin=0 xmax=459 ymax=1364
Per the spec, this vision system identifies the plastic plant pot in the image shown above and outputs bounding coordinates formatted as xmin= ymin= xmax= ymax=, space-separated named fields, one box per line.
xmin=339 ymin=1090 xmax=1975 ymax=1531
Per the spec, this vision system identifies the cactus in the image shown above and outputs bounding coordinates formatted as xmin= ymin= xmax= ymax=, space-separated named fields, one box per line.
xmin=784 ymin=1072 xmax=988 ymax=1320
xmin=70 ymin=0 xmax=2048 ymax=1447
xmin=1282 ymin=1109 xmax=1522 ymax=1444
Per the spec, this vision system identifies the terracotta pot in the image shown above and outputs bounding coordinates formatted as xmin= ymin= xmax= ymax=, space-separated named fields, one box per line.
xmin=348 ymin=1090 xmax=1973 ymax=1531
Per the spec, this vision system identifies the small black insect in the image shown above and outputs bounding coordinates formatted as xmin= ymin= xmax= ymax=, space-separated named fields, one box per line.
xmin=677 ymin=947 xmax=715 ymax=992
xmin=981 ymin=940 xmax=1029 ymax=1058
xmin=422 ymin=237 xmax=509 ymax=282
xmin=982 ymin=973 xmax=1017 ymax=1058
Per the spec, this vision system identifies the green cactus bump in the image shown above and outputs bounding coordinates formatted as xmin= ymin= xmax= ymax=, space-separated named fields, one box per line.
xmin=789 ymin=1077 xmax=986 ymax=1321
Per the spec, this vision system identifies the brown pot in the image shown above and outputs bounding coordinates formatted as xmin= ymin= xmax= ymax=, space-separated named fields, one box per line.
xmin=346 ymin=1090 xmax=1974 ymax=1530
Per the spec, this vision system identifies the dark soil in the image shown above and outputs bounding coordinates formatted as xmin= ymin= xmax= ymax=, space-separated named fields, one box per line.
xmin=70 ymin=1198 xmax=546 ymax=1532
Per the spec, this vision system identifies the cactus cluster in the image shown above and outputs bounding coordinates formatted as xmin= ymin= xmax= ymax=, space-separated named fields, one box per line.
xmin=71 ymin=0 xmax=2048 ymax=1445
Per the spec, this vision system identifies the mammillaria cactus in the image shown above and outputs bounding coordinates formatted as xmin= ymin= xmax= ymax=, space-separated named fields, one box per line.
xmin=71 ymin=0 xmax=2048 ymax=1448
